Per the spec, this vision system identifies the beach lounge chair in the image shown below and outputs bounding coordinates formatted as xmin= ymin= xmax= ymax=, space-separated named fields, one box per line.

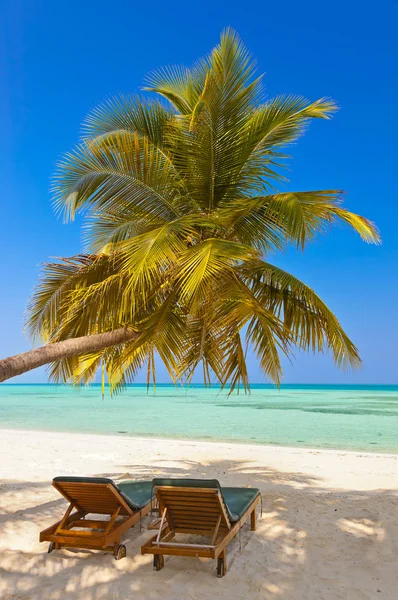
xmin=40 ymin=476 xmax=154 ymax=559
xmin=141 ymin=478 xmax=261 ymax=577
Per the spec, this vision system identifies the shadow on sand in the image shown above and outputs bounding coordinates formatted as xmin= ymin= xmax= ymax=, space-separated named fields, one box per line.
xmin=0 ymin=459 xmax=397 ymax=600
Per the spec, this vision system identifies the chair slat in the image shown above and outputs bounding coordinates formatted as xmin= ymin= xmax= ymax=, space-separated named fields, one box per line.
xmin=40 ymin=479 xmax=154 ymax=557
xmin=141 ymin=483 xmax=260 ymax=577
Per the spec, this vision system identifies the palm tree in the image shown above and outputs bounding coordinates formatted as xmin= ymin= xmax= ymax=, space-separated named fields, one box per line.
xmin=0 ymin=29 xmax=379 ymax=389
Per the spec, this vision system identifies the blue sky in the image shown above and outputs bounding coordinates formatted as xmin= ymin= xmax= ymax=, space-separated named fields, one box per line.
xmin=1 ymin=0 xmax=396 ymax=384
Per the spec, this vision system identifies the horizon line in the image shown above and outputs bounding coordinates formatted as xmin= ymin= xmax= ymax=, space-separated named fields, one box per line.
xmin=1 ymin=382 xmax=397 ymax=387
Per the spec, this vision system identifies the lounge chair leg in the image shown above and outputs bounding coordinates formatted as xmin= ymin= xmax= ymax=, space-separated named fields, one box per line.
xmin=114 ymin=544 xmax=127 ymax=560
xmin=217 ymin=550 xmax=226 ymax=577
xmin=153 ymin=554 xmax=164 ymax=571
xmin=48 ymin=542 xmax=56 ymax=554
xmin=251 ymin=508 xmax=256 ymax=531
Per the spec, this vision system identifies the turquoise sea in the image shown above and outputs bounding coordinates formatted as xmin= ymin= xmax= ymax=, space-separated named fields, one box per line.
xmin=0 ymin=384 xmax=397 ymax=453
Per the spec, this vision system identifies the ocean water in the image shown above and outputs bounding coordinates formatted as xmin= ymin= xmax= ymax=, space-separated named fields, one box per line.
xmin=0 ymin=384 xmax=397 ymax=453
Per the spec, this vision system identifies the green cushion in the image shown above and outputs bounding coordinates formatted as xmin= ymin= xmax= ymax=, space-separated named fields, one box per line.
xmin=53 ymin=476 xmax=153 ymax=511
xmin=152 ymin=478 xmax=260 ymax=523
xmin=54 ymin=476 xmax=114 ymax=485
xmin=152 ymin=478 xmax=220 ymax=489
xmin=221 ymin=487 xmax=261 ymax=521
xmin=117 ymin=480 xmax=154 ymax=509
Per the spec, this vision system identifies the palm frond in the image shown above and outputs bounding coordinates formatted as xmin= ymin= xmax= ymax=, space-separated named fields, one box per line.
xmin=220 ymin=190 xmax=380 ymax=251
xmin=47 ymin=351 xmax=102 ymax=386
xmin=108 ymin=292 xmax=187 ymax=392
xmin=212 ymin=279 xmax=292 ymax=385
xmin=52 ymin=131 xmax=183 ymax=223
xmin=144 ymin=66 xmax=195 ymax=114
xmin=26 ymin=255 xmax=120 ymax=341
xmin=241 ymin=259 xmax=361 ymax=368
xmin=83 ymin=95 xmax=173 ymax=147
xmin=175 ymin=238 xmax=258 ymax=307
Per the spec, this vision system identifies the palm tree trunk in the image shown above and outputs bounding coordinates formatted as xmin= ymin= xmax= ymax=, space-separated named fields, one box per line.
xmin=0 ymin=327 xmax=138 ymax=383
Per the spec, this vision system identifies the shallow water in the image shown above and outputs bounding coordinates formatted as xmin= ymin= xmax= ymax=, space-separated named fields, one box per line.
xmin=0 ymin=384 xmax=397 ymax=452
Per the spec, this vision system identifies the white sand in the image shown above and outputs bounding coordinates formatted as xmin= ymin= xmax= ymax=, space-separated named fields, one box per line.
xmin=0 ymin=429 xmax=397 ymax=599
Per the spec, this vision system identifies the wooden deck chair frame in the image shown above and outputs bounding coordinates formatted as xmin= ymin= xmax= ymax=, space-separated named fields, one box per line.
xmin=40 ymin=480 xmax=154 ymax=559
xmin=141 ymin=485 xmax=260 ymax=577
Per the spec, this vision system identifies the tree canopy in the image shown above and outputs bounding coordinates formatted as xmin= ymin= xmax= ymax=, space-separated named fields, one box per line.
xmin=26 ymin=29 xmax=379 ymax=392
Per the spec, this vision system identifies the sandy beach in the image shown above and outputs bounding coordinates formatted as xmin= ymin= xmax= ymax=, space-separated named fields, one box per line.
xmin=0 ymin=429 xmax=397 ymax=599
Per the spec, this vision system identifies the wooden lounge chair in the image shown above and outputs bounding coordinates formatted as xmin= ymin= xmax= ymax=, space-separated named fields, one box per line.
xmin=40 ymin=476 xmax=154 ymax=559
xmin=141 ymin=478 xmax=261 ymax=577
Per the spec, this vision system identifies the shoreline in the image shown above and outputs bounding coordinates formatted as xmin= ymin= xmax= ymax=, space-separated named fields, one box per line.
xmin=1 ymin=426 xmax=397 ymax=457
xmin=0 ymin=428 xmax=397 ymax=492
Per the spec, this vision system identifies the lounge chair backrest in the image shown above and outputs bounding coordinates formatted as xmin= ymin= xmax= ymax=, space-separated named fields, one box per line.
xmin=53 ymin=476 xmax=133 ymax=515
xmin=152 ymin=478 xmax=231 ymax=534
